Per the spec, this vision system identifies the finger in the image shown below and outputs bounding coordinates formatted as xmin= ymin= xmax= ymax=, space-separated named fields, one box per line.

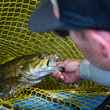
xmin=51 ymin=72 xmax=64 ymax=80
xmin=64 ymin=60 xmax=80 ymax=72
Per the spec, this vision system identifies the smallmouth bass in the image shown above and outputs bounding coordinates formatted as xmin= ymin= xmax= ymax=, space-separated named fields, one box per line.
xmin=0 ymin=54 xmax=59 ymax=98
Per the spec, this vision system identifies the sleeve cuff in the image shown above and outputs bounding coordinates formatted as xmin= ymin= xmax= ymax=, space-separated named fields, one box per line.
xmin=79 ymin=59 xmax=91 ymax=79
xmin=79 ymin=59 xmax=110 ymax=87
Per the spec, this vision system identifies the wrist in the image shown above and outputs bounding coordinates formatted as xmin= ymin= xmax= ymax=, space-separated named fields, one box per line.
xmin=74 ymin=60 xmax=81 ymax=81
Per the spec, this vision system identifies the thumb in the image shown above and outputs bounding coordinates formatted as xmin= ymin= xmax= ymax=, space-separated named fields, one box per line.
xmin=63 ymin=60 xmax=80 ymax=72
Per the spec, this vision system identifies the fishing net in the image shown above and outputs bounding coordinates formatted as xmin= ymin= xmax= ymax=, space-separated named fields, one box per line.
xmin=0 ymin=0 xmax=110 ymax=110
xmin=0 ymin=0 xmax=84 ymax=64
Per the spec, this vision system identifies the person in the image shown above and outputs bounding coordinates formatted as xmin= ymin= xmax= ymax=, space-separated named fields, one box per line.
xmin=29 ymin=0 xmax=110 ymax=87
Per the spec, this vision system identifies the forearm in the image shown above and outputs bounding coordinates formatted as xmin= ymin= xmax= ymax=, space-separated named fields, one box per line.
xmin=80 ymin=59 xmax=110 ymax=87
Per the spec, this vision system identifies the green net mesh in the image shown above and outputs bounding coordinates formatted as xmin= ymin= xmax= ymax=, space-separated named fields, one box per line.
xmin=0 ymin=0 xmax=84 ymax=64
xmin=0 ymin=0 xmax=110 ymax=109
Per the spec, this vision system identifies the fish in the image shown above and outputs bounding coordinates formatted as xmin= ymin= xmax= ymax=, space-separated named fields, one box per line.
xmin=0 ymin=54 xmax=60 ymax=98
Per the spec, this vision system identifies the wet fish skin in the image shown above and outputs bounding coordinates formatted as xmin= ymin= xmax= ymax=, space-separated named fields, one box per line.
xmin=0 ymin=54 xmax=57 ymax=98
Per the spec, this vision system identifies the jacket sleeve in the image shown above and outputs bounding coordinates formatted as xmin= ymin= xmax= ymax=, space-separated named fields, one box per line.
xmin=80 ymin=59 xmax=110 ymax=87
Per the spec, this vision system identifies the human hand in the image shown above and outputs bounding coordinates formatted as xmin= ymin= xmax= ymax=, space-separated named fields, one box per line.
xmin=52 ymin=59 xmax=81 ymax=84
